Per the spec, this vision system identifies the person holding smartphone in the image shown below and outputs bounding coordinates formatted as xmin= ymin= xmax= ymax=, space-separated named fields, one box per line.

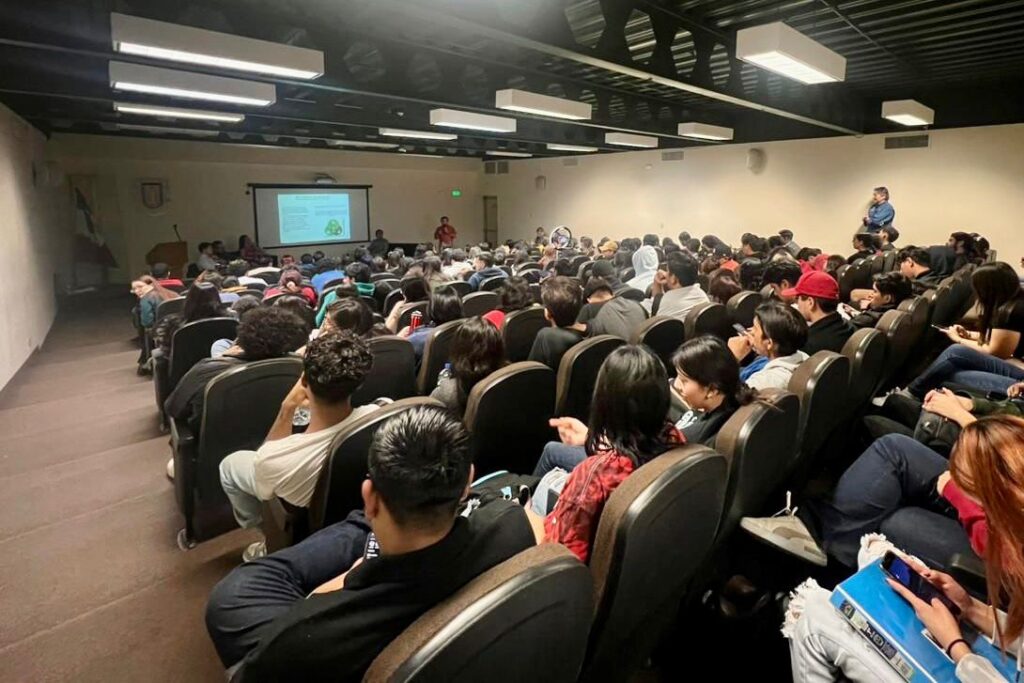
xmin=784 ymin=415 xmax=1024 ymax=682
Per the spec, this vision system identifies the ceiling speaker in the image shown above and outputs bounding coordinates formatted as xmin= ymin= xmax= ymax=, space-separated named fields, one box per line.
xmin=747 ymin=148 xmax=766 ymax=174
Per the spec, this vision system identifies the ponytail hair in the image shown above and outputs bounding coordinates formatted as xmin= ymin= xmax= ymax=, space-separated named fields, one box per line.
xmin=672 ymin=335 xmax=757 ymax=407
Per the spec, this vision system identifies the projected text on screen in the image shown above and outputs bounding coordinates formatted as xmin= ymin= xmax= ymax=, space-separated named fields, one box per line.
xmin=277 ymin=193 xmax=351 ymax=245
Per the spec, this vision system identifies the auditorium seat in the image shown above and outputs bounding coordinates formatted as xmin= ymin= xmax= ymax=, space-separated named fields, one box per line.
xmin=714 ymin=390 xmax=800 ymax=541
xmin=581 ymin=445 xmax=728 ymax=683
xmin=478 ymin=275 xmax=508 ymax=292
xmin=875 ymin=309 xmax=915 ymax=392
xmin=383 ymin=288 xmax=405 ymax=316
xmin=760 ymin=284 xmax=777 ymax=300
xmin=517 ymin=261 xmax=542 ymax=272
xmin=460 ymin=291 xmax=499 ymax=317
xmin=684 ymin=302 xmax=732 ymax=341
xmin=569 ymin=255 xmax=589 ymax=272
xmin=360 ymin=294 xmax=380 ymax=313
xmin=881 ymin=249 xmax=898 ymax=273
xmin=837 ymin=264 xmax=857 ymax=303
xmin=360 ymin=544 xmax=593 ymax=683
xmin=172 ymin=357 xmax=302 ymax=547
xmin=162 ymin=282 xmax=186 ymax=294
xmin=930 ymin=275 xmax=975 ymax=328
xmin=240 ymin=288 xmax=265 ymax=299
xmin=416 ymin=319 xmax=462 ymax=395
xmin=840 ymin=328 xmax=888 ymax=413
xmin=351 ymin=337 xmax=417 ymax=406
xmin=253 ymin=271 xmax=280 ymax=285
xmin=154 ymin=317 xmax=239 ymax=428
xmin=785 ymin=351 xmax=851 ymax=486
xmin=726 ymin=291 xmax=762 ymax=329
xmin=577 ymin=260 xmax=595 ymax=281
xmin=463 ymin=361 xmax=555 ymax=476
xmin=529 ymin=282 xmax=542 ymax=304
xmin=498 ymin=265 xmax=513 ymax=277
xmin=502 ymin=306 xmax=548 ymax=362
xmin=397 ymin=301 xmax=430 ymax=330
xmin=262 ymin=292 xmax=289 ymax=306
xmin=321 ymin=277 xmax=346 ymax=291
xmin=619 ymin=267 xmax=636 ymax=282
xmin=439 ymin=280 xmax=472 ymax=298
xmin=631 ymin=316 xmax=683 ymax=375
xmin=555 ymin=335 xmax=625 ymax=421
xmin=897 ymin=295 xmax=932 ymax=350
xmin=154 ymin=296 xmax=186 ymax=322
xmin=263 ymin=397 xmax=443 ymax=551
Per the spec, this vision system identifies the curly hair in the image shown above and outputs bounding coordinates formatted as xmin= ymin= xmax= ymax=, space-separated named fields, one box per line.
xmin=235 ymin=307 xmax=308 ymax=361
xmin=302 ymin=330 xmax=373 ymax=403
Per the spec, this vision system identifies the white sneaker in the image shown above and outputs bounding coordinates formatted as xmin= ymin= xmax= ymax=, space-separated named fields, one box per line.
xmin=242 ymin=540 xmax=267 ymax=563
xmin=741 ymin=515 xmax=827 ymax=567
xmin=165 ymin=457 xmax=174 ymax=480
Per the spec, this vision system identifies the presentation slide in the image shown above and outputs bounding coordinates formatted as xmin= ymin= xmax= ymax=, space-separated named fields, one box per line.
xmin=253 ymin=186 xmax=371 ymax=248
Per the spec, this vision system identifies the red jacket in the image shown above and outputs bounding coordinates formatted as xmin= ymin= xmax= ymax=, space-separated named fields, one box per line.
xmin=942 ymin=479 xmax=988 ymax=556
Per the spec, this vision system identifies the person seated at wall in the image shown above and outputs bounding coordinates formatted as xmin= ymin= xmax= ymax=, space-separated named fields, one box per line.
xmin=430 ymin=316 xmax=506 ymax=416
xmin=845 ymin=271 xmax=913 ymax=329
xmin=421 ymin=255 xmax=451 ymax=290
xmin=707 ymin=268 xmax=743 ymax=305
xmin=264 ymin=268 xmax=317 ymax=307
xmin=196 ymin=241 xmax=220 ymax=272
xmin=207 ymin=406 xmax=535 ymax=680
xmin=152 ymin=282 xmax=226 ymax=358
xmin=239 ymin=234 xmax=270 ymax=266
xmin=850 ymin=246 xmax=942 ymax=304
xmin=219 ymin=331 xmax=379 ymax=561
xmin=384 ymin=276 xmax=430 ymax=334
xmin=149 ymin=262 xmax=183 ymax=288
xmin=672 ymin=335 xmax=759 ymax=446
xmin=482 ymin=277 xmax=532 ymax=330
xmin=878 ymin=224 xmax=899 ymax=251
xmin=784 ymin=271 xmax=855 ymax=354
xmin=398 ymin=287 xmax=463 ymax=360
xmin=847 ymin=232 xmax=880 ymax=264
xmin=310 ymin=258 xmax=347 ymax=294
xmin=626 ymin=244 xmax=659 ymax=292
xmin=527 ymin=345 xmax=683 ymax=563
xmin=528 ymin=276 xmax=585 ymax=372
xmin=643 ymin=251 xmax=710 ymax=320
xmin=226 ymin=259 xmax=266 ymax=288
xmin=729 ymin=301 xmax=809 ymax=391
xmin=573 ymin=277 xmax=647 ymax=340
xmin=762 ymin=260 xmax=803 ymax=299
xmin=466 ymin=252 xmax=506 ymax=290
xmin=211 ymin=240 xmax=229 ymax=263
xmin=902 ymin=262 xmax=1024 ymax=399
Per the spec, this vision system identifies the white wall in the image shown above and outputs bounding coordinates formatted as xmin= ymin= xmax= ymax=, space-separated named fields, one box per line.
xmin=0 ymin=104 xmax=72 ymax=391
xmin=50 ymin=135 xmax=484 ymax=280
xmin=483 ymin=124 xmax=1024 ymax=269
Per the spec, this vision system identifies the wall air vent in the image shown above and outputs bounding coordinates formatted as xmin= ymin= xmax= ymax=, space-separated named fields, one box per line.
xmin=884 ymin=134 xmax=929 ymax=149
xmin=661 ymin=150 xmax=685 ymax=161
xmin=497 ymin=161 xmax=510 ymax=174
xmin=484 ymin=161 xmax=496 ymax=174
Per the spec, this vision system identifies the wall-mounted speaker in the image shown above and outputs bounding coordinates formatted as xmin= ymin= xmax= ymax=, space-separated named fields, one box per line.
xmin=747 ymin=148 xmax=766 ymax=174
xmin=535 ymin=175 xmax=547 ymax=191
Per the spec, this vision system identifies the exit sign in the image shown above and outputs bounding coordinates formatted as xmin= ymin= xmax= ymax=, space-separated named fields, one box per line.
xmin=451 ymin=189 xmax=462 ymax=198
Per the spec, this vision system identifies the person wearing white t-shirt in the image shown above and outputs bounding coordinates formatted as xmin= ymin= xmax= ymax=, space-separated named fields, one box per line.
xmin=219 ymin=330 xmax=379 ymax=561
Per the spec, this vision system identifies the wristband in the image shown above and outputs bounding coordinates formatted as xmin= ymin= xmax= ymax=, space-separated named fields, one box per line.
xmin=945 ymin=638 xmax=969 ymax=658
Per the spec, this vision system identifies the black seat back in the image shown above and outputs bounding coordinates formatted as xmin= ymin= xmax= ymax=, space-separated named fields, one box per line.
xmin=837 ymin=264 xmax=857 ymax=302
xmin=684 ymin=302 xmax=732 ymax=341
xmin=582 ymin=446 xmax=727 ymax=683
xmin=502 ymin=306 xmax=548 ymax=362
xmin=726 ymin=291 xmax=762 ymax=328
xmin=840 ymin=327 xmax=888 ymax=411
xmin=417 ymin=320 xmax=463 ymax=395
xmin=898 ymin=295 xmax=932 ymax=349
xmin=363 ymin=544 xmax=592 ymax=683
xmin=461 ymin=291 xmax=499 ymax=317
xmin=169 ymin=317 xmax=240 ymax=390
xmin=786 ymin=352 xmax=851 ymax=483
xmin=438 ymin=280 xmax=472 ymax=298
xmin=383 ymin=288 xmax=405 ymax=315
xmin=478 ymin=275 xmax=507 ymax=292
xmin=464 ymin=362 xmax=556 ymax=476
xmin=155 ymin=296 xmax=185 ymax=322
xmin=931 ymin=276 xmax=975 ymax=328
xmin=631 ymin=316 xmax=684 ymax=375
xmin=352 ymin=337 xmax=416 ymax=406
xmin=308 ymin=397 xmax=442 ymax=531
xmin=876 ymin=309 xmax=915 ymax=391
xmin=555 ymin=335 xmax=625 ymax=421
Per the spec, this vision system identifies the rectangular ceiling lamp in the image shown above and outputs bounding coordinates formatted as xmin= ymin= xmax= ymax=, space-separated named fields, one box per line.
xmin=677 ymin=122 xmax=733 ymax=141
xmin=109 ymin=61 xmax=275 ymax=106
xmin=605 ymin=132 xmax=658 ymax=148
xmin=486 ymin=150 xmax=532 ymax=157
xmin=379 ymin=128 xmax=457 ymax=141
xmin=117 ymin=123 xmax=221 ymax=137
xmin=430 ymin=108 xmax=516 ymax=133
xmin=495 ymin=89 xmax=591 ymax=120
xmin=326 ymin=139 xmax=399 ymax=149
xmin=737 ymin=22 xmax=846 ymax=84
xmin=114 ymin=101 xmax=244 ymax=123
xmin=882 ymin=99 xmax=934 ymax=126
xmin=546 ymin=143 xmax=598 ymax=153
xmin=110 ymin=12 xmax=324 ymax=80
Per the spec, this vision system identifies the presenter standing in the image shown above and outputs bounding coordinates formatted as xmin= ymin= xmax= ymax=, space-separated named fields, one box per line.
xmin=862 ymin=187 xmax=895 ymax=233
xmin=434 ymin=216 xmax=457 ymax=250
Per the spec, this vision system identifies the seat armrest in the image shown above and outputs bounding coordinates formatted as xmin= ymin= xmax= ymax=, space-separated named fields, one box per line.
xmin=169 ymin=418 xmax=195 ymax=452
xmin=948 ymin=552 xmax=987 ymax=601
xmin=261 ymin=498 xmax=307 ymax=553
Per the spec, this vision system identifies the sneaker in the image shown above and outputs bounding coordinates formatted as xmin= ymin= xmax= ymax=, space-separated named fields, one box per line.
xmin=242 ymin=540 xmax=267 ymax=563
xmin=165 ymin=457 xmax=174 ymax=480
xmin=741 ymin=515 xmax=827 ymax=567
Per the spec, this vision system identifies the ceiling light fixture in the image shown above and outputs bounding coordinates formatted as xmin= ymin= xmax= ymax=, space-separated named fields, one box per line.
xmin=546 ymin=143 xmax=598 ymax=153
xmin=737 ymin=22 xmax=846 ymax=84
xmin=485 ymin=150 xmax=533 ymax=157
xmin=677 ymin=122 xmax=733 ymax=141
xmin=429 ymin=108 xmax=517 ymax=133
xmin=605 ymin=132 xmax=658 ymax=148
xmin=110 ymin=12 xmax=324 ymax=80
xmin=109 ymin=61 xmax=275 ymax=106
xmin=113 ymin=101 xmax=244 ymax=123
xmin=882 ymin=99 xmax=934 ymax=126
xmin=495 ymin=89 xmax=591 ymax=120
xmin=379 ymin=127 xmax=458 ymax=141
xmin=326 ymin=139 xmax=400 ymax=149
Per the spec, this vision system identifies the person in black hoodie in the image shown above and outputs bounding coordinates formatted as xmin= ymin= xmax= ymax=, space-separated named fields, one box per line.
xmin=206 ymin=406 xmax=534 ymax=682
xmin=846 ymin=271 xmax=913 ymax=329
xmin=672 ymin=335 xmax=759 ymax=446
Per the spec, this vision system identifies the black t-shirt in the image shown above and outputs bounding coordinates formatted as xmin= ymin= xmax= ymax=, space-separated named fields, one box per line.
xmin=849 ymin=304 xmax=895 ymax=330
xmin=164 ymin=356 xmax=246 ymax=430
xmin=528 ymin=326 xmax=585 ymax=371
xmin=239 ymin=501 xmax=534 ymax=683
xmin=803 ymin=312 xmax=854 ymax=355
xmin=912 ymin=270 xmax=944 ymax=294
xmin=995 ymin=296 xmax=1024 ymax=359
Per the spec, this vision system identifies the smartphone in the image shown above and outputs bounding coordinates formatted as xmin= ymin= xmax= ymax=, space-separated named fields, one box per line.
xmin=932 ymin=324 xmax=949 ymax=332
xmin=732 ymin=323 xmax=748 ymax=336
xmin=409 ymin=310 xmax=423 ymax=332
xmin=882 ymin=551 xmax=960 ymax=616
xmin=363 ymin=532 xmax=381 ymax=561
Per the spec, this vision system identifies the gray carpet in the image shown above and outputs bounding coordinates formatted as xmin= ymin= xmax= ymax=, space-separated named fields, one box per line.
xmin=0 ymin=290 xmax=257 ymax=682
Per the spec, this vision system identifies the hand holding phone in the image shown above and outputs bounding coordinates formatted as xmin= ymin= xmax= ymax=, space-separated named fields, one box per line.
xmin=882 ymin=551 xmax=961 ymax=617
xmin=732 ymin=323 xmax=749 ymax=336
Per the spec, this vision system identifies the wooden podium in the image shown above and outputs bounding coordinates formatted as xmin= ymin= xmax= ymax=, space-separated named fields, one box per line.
xmin=146 ymin=241 xmax=188 ymax=278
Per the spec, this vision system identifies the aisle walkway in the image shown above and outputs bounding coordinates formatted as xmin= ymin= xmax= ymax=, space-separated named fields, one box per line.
xmin=0 ymin=291 xmax=255 ymax=682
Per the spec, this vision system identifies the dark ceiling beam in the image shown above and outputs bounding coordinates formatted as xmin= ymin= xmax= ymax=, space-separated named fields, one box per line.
xmin=815 ymin=0 xmax=924 ymax=78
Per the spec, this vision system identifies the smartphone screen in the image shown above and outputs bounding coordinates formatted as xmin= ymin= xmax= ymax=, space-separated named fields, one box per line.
xmin=882 ymin=552 xmax=960 ymax=616
xmin=732 ymin=323 xmax=747 ymax=336
xmin=363 ymin=532 xmax=381 ymax=561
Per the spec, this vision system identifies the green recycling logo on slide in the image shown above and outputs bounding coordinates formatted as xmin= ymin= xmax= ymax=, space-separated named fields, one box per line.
xmin=324 ymin=218 xmax=344 ymax=236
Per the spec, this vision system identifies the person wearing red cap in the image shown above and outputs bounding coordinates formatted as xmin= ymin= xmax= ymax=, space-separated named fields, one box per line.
xmin=783 ymin=271 xmax=855 ymax=355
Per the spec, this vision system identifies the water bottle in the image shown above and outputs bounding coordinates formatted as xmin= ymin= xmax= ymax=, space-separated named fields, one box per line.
xmin=439 ymin=362 xmax=452 ymax=380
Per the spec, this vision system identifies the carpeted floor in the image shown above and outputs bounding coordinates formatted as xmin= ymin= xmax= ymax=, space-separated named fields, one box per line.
xmin=0 ymin=290 xmax=256 ymax=682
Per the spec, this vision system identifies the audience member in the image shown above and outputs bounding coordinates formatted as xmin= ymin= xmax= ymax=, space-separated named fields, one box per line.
xmin=644 ymin=251 xmax=709 ymax=320
xmin=196 ymin=242 xmax=219 ymax=272
xmin=467 ymin=252 xmax=506 ymax=290
xmin=784 ymin=271 xmax=854 ymax=354
xmin=626 ymin=245 xmax=659 ymax=292
xmin=368 ymin=229 xmax=390 ymax=257
xmin=421 ymin=256 xmax=451 ymax=290
xmin=729 ymin=302 xmax=809 ymax=391
xmin=265 ymin=269 xmax=317 ymax=307
xmin=847 ymin=232 xmax=879 ymax=264
xmin=152 ymin=282 xmax=226 ymax=357
xmin=399 ymin=287 xmax=463 ymax=359
xmin=239 ymin=234 xmax=269 ymax=264
xmin=899 ymin=246 xmax=944 ymax=293
xmin=862 ymin=186 xmax=895 ymax=232
xmin=589 ymin=259 xmax=642 ymax=300
xmin=430 ymin=317 xmax=506 ymax=415
xmin=227 ymin=260 xmax=265 ymax=288
xmin=879 ymin=224 xmax=899 ymax=251
xmin=529 ymin=276 xmax=585 ymax=371
xmin=779 ymin=229 xmax=800 ymax=256
xmin=762 ymin=260 xmax=803 ymax=299
xmin=384 ymin=277 xmax=430 ymax=333
xmin=150 ymin=262 xmax=183 ymax=288
xmin=132 ymin=276 xmax=177 ymax=330
xmin=598 ymin=240 xmax=619 ymax=259
xmin=311 ymin=258 xmax=346 ymax=294
xmin=482 ymin=277 xmax=532 ymax=329
xmin=574 ymin=277 xmax=647 ymax=339
xmin=672 ymin=335 xmax=759 ymax=446
xmin=845 ymin=271 xmax=913 ymax=329
xmin=707 ymin=268 xmax=743 ymax=304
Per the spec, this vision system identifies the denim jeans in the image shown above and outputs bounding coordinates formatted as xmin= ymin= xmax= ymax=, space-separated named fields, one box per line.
xmin=908 ymin=344 xmax=1024 ymax=398
xmin=532 ymin=442 xmax=587 ymax=478
xmin=205 ymin=511 xmax=370 ymax=667
xmin=220 ymin=450 xmax=264 ymax=529
xmin=803 ymin=434 xmax=965 ymax=568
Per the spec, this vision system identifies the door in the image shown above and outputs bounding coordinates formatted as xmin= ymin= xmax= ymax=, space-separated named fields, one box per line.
xmin=483 ymin=195 xmax=498 ymax=248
